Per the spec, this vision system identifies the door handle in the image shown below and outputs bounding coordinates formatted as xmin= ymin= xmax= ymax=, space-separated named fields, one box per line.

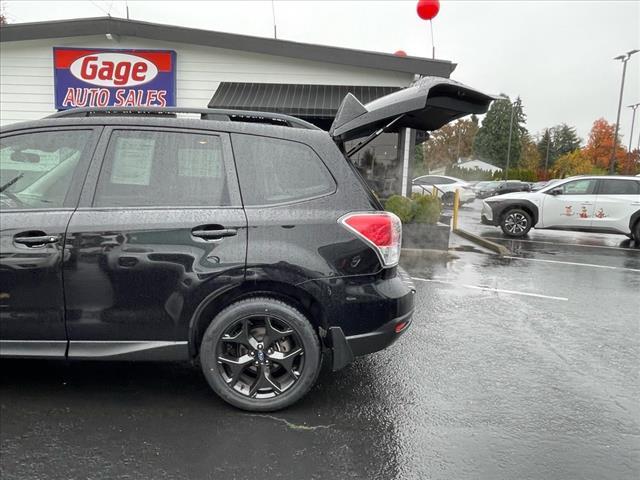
xmin=581 ymin=202 xmax=593 ymax=206
xmin=14 ymin=233 xmax=60 ymax=246
xmin=191 ymin=228 xmax=238 ymax=240
xmin=632 ymin=202 xmax=640 ymax=205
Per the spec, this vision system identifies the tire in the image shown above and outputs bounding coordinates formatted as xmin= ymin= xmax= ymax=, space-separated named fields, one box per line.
xmin=500 ymin=208 xmax=532 ymax=238
xmin=634 ymin=221 xmax=640 ymax=245
xmin=200 ymin=297 xmax=321 ymax=411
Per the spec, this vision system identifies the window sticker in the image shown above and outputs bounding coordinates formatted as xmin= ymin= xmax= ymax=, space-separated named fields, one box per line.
xmin=110 ymin=137 xmax=155 ymax=185
xmin=177 ymin=147 xmax=222 ymax=178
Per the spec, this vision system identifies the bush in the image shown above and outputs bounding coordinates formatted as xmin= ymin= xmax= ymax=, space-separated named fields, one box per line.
xmin=384 ymin=195 xmax=414 ymax=223
xmin=411 ymin=194 xmax=441 ymax=224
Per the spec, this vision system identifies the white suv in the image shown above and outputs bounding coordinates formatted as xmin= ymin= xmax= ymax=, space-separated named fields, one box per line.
xmin=412 ymin=175 xmax=475 ymax=205
xmin=481 ymin=176 xmax=640 ymax=239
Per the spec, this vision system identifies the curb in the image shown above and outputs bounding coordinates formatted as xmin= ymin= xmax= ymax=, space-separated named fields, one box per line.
xmin=452 ymin=228 xmax=511 ymax=256
xmin=401 ymin=248 xmax=459 ymax=262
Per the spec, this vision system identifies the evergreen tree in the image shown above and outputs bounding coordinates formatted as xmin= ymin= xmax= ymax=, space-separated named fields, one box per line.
xmin=536 ymin=123 xmax=581 ymax=168
xmin=473 ymin=96 xmax=526 ymax=169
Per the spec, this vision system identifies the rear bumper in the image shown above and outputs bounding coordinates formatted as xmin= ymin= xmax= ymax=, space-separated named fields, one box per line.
xmin=304 ymin=266 xmax=416 ymax=370
xmin=345 ymin=308 xmax=413 ymax=356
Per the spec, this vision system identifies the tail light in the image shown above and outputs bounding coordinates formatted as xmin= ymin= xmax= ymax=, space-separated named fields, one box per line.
xmin=339 ymin=212 xmax=402 ymax=267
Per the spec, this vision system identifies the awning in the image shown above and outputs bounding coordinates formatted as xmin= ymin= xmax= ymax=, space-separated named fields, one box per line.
xmin=208 ymin=82 xmax=401 ymax=118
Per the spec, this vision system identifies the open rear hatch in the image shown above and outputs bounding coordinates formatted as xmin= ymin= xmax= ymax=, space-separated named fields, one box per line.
xmin=330 ymin=77 xmax=496 ymax=155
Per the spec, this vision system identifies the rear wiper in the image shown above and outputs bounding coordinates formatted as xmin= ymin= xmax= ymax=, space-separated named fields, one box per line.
xmin=0 ymin=173 xmax=24 ymax=193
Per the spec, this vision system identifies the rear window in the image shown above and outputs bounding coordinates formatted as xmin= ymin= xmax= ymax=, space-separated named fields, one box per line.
xmin=598 ymin=179 xmax=640 ymax=195
xmin=232 ymin=134 xmax=336 ymax=206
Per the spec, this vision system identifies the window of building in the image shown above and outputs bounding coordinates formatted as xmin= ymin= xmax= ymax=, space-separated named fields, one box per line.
xmin=232 ymin=134 xmax=336 ymax=206
xmin=94 ymin=130 xmax=229 ymax=207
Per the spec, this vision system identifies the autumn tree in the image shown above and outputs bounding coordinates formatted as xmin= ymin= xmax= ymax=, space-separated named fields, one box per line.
xmin=551 ymin=150 xmax=594 ymax=177
xmin=421 ymin=115 xmax=479 ymax=171
xmin=519 ymin=132 xmax=541 ymax=172
xmin=473 ymin=96 xmax=527 ymax=169
xmin=583 ymin=118 xmax=626 ymax=171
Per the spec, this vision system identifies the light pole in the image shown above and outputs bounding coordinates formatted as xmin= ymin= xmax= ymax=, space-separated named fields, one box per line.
xmin=505 ymin=98 xmax=516 ymax=181
xmin=609 ymin=49 xmax=639 ymax=174
xmin=628 ymin=103 xmax=640 ymax=171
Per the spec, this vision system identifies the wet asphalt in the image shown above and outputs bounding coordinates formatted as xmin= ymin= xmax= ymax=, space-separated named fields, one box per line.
xmin=1 ymin=201 xmax=639 ymax=480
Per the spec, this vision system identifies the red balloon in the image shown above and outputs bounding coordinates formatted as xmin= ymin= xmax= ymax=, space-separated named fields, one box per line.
xmin=416 ymin=0 xmax=440 ymax=20
xmin=394 ymin=50 xmax=407 ymax=57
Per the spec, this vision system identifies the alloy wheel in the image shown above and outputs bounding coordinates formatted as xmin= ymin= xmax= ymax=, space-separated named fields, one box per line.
xmin=216 ymin=315 xmax=305 ymax=399
xmin=504 ymin=212 xmax=528 ymax=235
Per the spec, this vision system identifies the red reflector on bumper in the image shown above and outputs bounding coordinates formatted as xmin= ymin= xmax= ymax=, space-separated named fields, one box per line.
xmin=394 ymin=321 xmax=409 ymax=333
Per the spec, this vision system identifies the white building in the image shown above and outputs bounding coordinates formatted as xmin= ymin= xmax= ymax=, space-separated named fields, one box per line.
xmin=457 ymin=158 xmax=502 ymax=173
xmin=0 ymin=17 xmax=457 ymax=196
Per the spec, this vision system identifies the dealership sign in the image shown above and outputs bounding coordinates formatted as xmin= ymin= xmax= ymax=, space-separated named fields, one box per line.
xmin=53 ymin=47 xmax=176 ymax=110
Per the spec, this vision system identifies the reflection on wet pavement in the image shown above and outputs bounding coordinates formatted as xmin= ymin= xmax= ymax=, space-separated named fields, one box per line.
xmin=1 ymin=204 xmax=639 ymax=479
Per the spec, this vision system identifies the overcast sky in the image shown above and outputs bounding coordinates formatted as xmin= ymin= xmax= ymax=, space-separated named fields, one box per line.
xmin=3 ymin=0 xmax=639 ymax=145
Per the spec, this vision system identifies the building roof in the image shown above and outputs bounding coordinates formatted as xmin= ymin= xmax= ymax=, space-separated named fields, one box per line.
xmin=209 ymin=83 xmax=400 ymax=118
xmin=0 ymin=17 xmax=456 ymax=77
xmin=458 ymin=158 xmax=503 ymax=172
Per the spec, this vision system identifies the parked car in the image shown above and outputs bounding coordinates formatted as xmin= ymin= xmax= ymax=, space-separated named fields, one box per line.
xmin=474 ymin=180 xmax=502 ymax=198
xmin=481 ymin=176 xmax=640 ymax=239
xmin=411 ymin=174 xmax=475 ymax=205
xmin=530 ymin=179 xmax=560 ymax=191
xmin=0 ymin=77 xmax=494 ymax=410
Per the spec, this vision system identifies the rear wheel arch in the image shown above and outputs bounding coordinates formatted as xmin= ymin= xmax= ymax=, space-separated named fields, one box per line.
xmin=188 ymin=281 xmax=326 ymax=358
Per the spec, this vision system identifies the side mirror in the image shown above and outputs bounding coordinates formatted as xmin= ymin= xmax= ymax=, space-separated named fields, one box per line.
xmin=11 ymin=151 xmax=40 ymax=163
xmin=549 ymin=187 xmax=563 ymax=196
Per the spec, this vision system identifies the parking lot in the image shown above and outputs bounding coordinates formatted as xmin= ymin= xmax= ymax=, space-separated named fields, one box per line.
xmin=1 ymin=201 xmax=639 ymax=480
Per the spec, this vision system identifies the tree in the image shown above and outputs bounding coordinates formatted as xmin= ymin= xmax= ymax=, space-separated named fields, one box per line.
xmin=519 ymin=132 xmax=541 ymax=172
xmin=421 ymin=115 xmax=479 ymax=171
xmin=0 ymin=2 xmax=7 ymax=25
xmin=473 ymin=96 xmax=526 ymax=169
xmin=536 ymin=124 xmax=581 ymax=169
xmin=551 ymin=150 xmax=594 ymax=177
xmin=553 ymin=124 xmax=581 ymax=157
xmin=583 ymin=118 xmax=625 ymax=171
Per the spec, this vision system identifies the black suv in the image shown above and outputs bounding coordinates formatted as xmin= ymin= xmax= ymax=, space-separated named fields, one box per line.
xmin=0 ymin=78 xmax=493 ymax=410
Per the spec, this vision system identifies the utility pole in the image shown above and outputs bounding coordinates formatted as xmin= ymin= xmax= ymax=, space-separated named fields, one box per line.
xmin=609 ymin=50 xmax=639 ymax=174
xmin=271 ymin=0 xmax=277 ymax=39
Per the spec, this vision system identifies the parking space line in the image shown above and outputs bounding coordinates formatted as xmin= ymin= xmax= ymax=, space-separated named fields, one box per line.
xmin=503 ymin=256 xmax=640 ymax=272
xmin=483 ymin=236 xmax=635 ymax=252
xmin=411 ymin=277 xmax=569 ymax=301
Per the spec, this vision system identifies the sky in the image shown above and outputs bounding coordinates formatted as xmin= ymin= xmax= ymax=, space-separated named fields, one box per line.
xmin=2 ymin=0 xmax=639 ymax=146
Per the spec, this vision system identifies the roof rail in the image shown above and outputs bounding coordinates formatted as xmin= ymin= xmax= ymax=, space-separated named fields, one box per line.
xmin=47 ymin=106 xmax=321 ymax=130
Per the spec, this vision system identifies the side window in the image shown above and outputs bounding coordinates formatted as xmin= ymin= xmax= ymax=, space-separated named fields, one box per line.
xmin=93 ymin=130 xmax=230 ymax=207
xmin=599 ymin=179 xmax=640 ymax=195
xmin=0 ymin=130 xmax=92 ymax=210
xmin=232 ymin=134 xmax=336 ymax=206
xmin=559 ymin=179 xmax=597 ymax=195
